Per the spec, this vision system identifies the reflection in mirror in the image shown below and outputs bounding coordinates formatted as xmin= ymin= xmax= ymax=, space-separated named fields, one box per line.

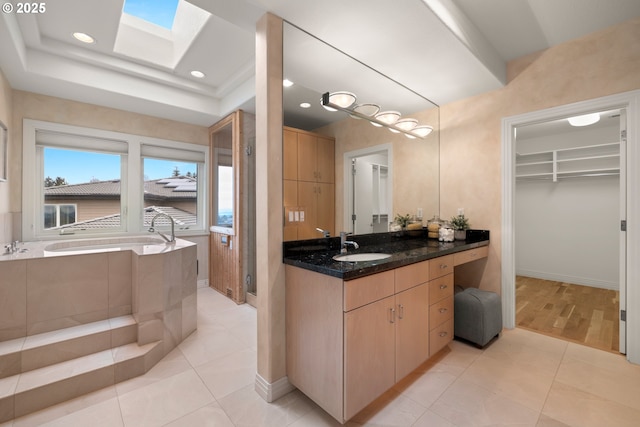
xmin=283 ymin=22 xmax=440 ymax=239
xmin=211 ymin=121 xmax=234 ymax=228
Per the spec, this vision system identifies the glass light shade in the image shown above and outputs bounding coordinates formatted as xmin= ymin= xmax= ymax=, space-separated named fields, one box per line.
xmin=404 ymin=133 xmax=417 ymax=139
xmin=353 ymin=103 xmax=380 ymax=117
xmin=567 ymin=113 xmax=600 ymax=126
xmin=410 ymin=125 xmax=433 ymax=138
xmin=375 ymin=111 xmax=401 ymax=125
xmin=394 ymin=118 xmax=418 ymax=131
xmin=328 ymin=92 xmax=357 ymax=109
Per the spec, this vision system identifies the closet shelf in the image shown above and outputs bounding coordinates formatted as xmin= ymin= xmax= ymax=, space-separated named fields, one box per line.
xmin=516 ymin=141 xmax=620 ymax=182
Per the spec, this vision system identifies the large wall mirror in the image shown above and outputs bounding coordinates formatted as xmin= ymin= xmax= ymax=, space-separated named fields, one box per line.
xmin=282 ymin=22 xmax=440 ymax=240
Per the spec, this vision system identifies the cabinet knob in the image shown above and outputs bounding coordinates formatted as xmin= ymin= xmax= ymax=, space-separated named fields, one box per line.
xmin=439 ymin=284 xmax=448 ymax=290
xmin=439 ymin=308 xmax=448 ymax=313
xmin=440 ymin=264 xmax=448 ymax=269
xmin=439 ymin=331 xmax=448 ymax=337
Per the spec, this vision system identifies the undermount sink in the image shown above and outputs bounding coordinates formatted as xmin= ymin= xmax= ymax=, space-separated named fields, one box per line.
xmin=333 ymin=253 xmax=392 ymax=262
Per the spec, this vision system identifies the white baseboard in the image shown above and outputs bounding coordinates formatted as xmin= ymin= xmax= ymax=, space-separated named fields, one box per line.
xmin=516 ymin=269 xmax=618 ymax=290
xmin=254 ymin=373 xmax=295 ymax=403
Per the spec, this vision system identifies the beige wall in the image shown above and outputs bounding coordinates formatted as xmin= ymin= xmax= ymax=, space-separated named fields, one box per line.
xmin=440 ymin=17 xmax=640 ymax=293
xmin=10 ymin=91 xmax=209 ymax=218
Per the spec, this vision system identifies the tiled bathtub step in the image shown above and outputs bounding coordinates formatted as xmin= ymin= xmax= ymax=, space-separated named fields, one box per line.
xmin=0 ymin=315 xmax=138 ymax=379
xmin=0 ymin=340 xmax=163 ymax=422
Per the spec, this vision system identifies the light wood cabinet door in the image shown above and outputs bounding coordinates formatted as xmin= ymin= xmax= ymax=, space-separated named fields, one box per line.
xmin=316 ymin=183 xmax=334 ymax=237
xmin=283 ymin=129 xmax=298 ymax=180
xmin=316 ymin=136 xmax=335 ymax=183
xmin=297 ymin=132 xmax=317 ymax=182
xmin=344 ymin=295 xmax=395 ymax=421
xmin=395 ymin=283 xmax=429 ymax=380
xmin=297 ymin=181 xmax=318 ymax=239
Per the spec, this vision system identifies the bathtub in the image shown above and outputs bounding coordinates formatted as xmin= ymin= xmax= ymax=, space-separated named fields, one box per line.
xmin=0 ymin=236 xmax=197 ymax=355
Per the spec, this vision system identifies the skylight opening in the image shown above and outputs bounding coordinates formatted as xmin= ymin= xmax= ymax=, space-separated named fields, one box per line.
xmin=123 ymin=0 xmax=179 ymax=30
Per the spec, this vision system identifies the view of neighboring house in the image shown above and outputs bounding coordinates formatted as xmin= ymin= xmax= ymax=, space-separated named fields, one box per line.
xmin=43 ymin=176 xmax=197 ymax=230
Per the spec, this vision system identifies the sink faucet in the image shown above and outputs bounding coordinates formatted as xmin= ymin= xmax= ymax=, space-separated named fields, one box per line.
xmin=149 ymin=213 xmax=176 ymax=243
xmin=340 ymin=231 xmax=359 ymax=254
xmin=316 ymin=227 xmax=331 ymax=238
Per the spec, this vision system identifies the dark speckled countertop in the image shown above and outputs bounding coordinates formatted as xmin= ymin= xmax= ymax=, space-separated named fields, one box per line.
xmin=283 ymin=229 xmax=489 ymax=280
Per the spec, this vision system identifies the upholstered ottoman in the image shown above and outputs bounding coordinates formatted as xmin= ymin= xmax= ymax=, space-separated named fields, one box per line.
xmin=454 ymin=288 xmax=502 ymax=347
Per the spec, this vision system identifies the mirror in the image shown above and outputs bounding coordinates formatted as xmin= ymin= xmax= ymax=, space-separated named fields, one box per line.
xmin=283 ymin=22 xmax=440 ymax=239
xmin=210 ymin=118 xmax=234 ymax=230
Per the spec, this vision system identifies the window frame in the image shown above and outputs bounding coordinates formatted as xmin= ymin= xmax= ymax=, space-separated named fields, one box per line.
xmin=43 ymin=203 xmax=78 ymax=229
xmin=23 ymin=119 xmax=209 ymax=241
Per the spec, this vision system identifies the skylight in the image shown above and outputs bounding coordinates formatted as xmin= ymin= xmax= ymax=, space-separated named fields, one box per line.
xmin=123 ymin=0 xmax=179 ymax=30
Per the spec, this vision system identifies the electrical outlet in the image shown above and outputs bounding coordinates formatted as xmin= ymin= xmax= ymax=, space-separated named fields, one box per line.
xmin=457 ymin=208 xmax=464 ymax=216
xmin=417 ymin=208 xmax=423 ymax=219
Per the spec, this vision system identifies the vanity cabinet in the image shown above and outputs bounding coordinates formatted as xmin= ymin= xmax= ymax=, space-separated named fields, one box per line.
xmin=285 ymin=245 xmax=489 ymax=423
xmin=283 ymin=127 xmax=335 ymax=241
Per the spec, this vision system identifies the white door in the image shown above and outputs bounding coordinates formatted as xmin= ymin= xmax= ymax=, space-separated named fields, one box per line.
xmin=353 ymin=159 xmax=374 ymax=234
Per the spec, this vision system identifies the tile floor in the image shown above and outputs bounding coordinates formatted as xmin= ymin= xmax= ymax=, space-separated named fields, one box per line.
xmin=3 ymin=286 xmax=640 ymax=426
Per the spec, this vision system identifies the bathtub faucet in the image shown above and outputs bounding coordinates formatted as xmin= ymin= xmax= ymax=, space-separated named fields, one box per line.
xmin=149 ymin=213 xmax=176 ymax=243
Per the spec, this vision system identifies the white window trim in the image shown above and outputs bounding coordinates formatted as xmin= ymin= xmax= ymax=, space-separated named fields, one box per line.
xmin=23 ymin=119 xmax=209 ymax=241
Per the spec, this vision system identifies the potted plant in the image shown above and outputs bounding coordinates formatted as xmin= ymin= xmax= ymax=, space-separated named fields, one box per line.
xmin=450 ymin=214 xmax=470 ymax=240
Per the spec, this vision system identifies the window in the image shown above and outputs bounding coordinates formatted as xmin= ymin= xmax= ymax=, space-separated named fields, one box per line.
xmin=44 ymin=204 xmax=77 ymax=229
xmin=23 ymin=120 xmax=208 ymax=240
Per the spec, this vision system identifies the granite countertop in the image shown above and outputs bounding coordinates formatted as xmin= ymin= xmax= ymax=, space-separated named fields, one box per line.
xmin=283 ymin=229 xmax=489 ymax=280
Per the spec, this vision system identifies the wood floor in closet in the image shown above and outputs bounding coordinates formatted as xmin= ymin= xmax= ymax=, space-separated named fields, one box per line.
xmin=516 ymin=276 xmax=620 ymax=353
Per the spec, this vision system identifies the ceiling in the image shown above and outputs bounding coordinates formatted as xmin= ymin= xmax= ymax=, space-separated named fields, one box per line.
xmin=0 ymin=0 xmax=638 ymax=127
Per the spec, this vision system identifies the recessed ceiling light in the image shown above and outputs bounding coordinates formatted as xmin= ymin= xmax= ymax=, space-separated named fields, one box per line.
xmin=300 ymin=102 xmax=311 ymax=109
xmin=190 ymin=70 xmax=205 ymax=78
xmin=283 ymin=79 xmax=294 ymax=87
xmin=73 ymin=32 xmax=95 ymax=44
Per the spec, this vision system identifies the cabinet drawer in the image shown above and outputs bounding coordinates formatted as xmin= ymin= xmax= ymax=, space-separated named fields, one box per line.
xmin=344 ymin=270 xmax=395 ymax=312
xmin=429 ymin=318 xmax=453 ymax=357
xmin=394 ymin=260 xmax=429 ymax=293
xmin=429 ymin=296 xmax=453 ymax=330
xmin=429 ymin=255 xmax=453 ymax=279
xmin=453 ymin=246 xmax=489 ymax=266
xmin=428 ymin=273 xmax=453 ymax=304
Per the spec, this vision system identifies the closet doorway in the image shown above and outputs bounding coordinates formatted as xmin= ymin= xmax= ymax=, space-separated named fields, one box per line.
xmin=513 ymin=109 xmax=623 ymax=353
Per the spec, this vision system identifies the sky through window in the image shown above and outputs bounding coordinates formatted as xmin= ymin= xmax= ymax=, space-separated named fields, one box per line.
xmin=123 ymin=0 xmax=179 ymax=30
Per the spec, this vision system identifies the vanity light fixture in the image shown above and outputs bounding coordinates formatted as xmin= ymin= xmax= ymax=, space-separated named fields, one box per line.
xmin=321 ymin=91 xmax=433 ymax=139
xmin=73 ymin=32 xmax=95 ymax=44
xmin=568 ymin=113 xmax=600 ymax=127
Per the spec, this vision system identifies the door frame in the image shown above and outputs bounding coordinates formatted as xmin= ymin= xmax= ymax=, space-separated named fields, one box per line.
xmin=343 ymin=143 xmax=393 ymax=234
xmin=501 ymin=90 xmax=640 ymax=363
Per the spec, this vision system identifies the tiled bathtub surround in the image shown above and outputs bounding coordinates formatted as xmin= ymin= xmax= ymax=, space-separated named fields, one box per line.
xmin=0 ymin=237 xmax=197 ymax=419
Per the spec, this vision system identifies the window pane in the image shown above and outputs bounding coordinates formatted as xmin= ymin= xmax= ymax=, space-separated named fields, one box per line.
xmin=143 ymin=158 xmax=199 ymax=228
xmin=43 ymin=148 xmax=121 ymax=231
xmin=217 ymin=165 xmax=233 ymax=226
xmin=44 ymin=205 xmax=57 ymax=229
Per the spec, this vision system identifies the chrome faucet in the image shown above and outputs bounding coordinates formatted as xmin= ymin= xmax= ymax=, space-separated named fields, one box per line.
xmin=340 ymin=231 xmax=359 ymax=254
xmin=149 ymin=213 xmax=176 ymax=243
xmin=3 ymin=241 xmax=19 ymax=255
xmin=316 ymin=227 xmax=331 ymax=238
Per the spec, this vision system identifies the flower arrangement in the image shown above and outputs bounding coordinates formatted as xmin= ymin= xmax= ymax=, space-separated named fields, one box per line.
xmin=394 ymin=213 xmax=412 ymax=229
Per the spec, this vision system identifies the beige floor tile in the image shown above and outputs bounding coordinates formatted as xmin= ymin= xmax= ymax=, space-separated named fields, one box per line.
xmin=163 ymin=401 xmax=235 ymax=427
xmin=287 ymin=406 xmax=354 ymax=427
xmin=542 ymin=382 xmax=640 ymax=427
xmin=118 ymin=369 xmax=214 ymax=426
xmin=412 ymin=409 xmax=455 ymax=427
xmin=115 ymin=347 xmax=192 ymax=396
xmin=195 ymin=347 xmax=257 ymax=399
xmin=427 ymin=339 xmax=484 ymax=376
xmin=392 ymin=368 xmax=457 ymax=408
xmin=461 ymin=351 xmax=555 ymax=411
xmin=178 ymin=327 xmax=249 ymax=368
xmin=554 ymin=354 xmax=640 ymax=412
xmin=218 ymin=385 xmax=314 ymax=427
xmin=430 ymin=378 xmax=540 ymax=426
xmin=350 ymin=389 xmax=427 ymax=426
xmin=536 ymin=413 xmax=571 ymax=427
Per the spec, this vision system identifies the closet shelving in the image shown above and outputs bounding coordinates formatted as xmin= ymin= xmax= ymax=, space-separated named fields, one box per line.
xmin=516 ymin=141 xmax=620 ymax=182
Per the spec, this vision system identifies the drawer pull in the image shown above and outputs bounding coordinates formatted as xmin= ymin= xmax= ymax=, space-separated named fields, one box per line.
xmin=439 ymin=331 xmax=448 ymax=337
xmin=398 ymin=304 xmax=405 ymax=319
xmin=390 ymin=307 xmax=396 ymax=323
xmin=439 ymin=308 xmax=448 ymax=313
xmin=439 ymin=284 xmax=448 ymax=290
xmin=440 ymin=264 xmax=448 ymax=269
